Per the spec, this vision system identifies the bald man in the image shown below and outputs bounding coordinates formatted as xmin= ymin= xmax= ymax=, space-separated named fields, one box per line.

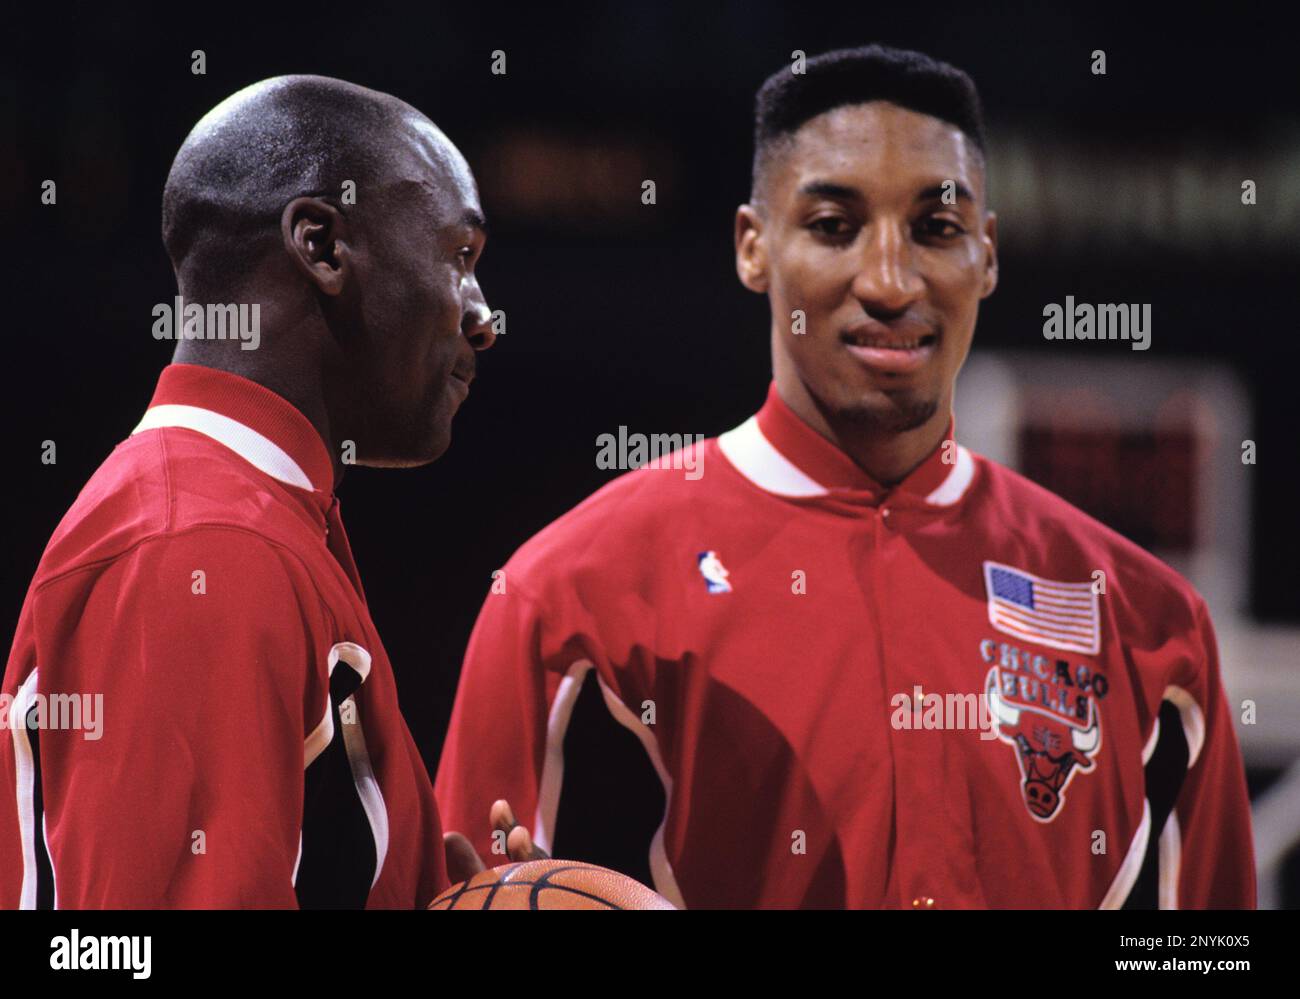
xmin=1 ymin=76 xmax=502 ymax=908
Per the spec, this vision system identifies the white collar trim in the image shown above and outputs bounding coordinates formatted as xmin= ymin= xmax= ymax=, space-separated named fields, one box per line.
xmin=132 ymin=403 xmax=316 ymax=491
xmin=717 ymin=417 xmax=827 ymax=498
xmin=717 ymin=413 xmax=976 ymax=507
xmin=924 ymin=443 xmax=976 ymax=506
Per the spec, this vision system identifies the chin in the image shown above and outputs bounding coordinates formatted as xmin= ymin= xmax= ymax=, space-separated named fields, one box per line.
xmin=420 ymin=425 xmax=453 ymax=464
xmin=819 ymin=377 xmax=939 ymax=434
xmin=357 ymin=456 xmax=430 ymax=469
xmin=404 ymin=436 xmax=450 ymax=467
xmin=357 ymin=427 xmax=451 ymax=469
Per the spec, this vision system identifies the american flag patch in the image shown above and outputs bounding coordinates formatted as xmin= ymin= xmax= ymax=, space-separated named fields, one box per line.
xmin=982 ymin=561 xmax=1101 ymax=655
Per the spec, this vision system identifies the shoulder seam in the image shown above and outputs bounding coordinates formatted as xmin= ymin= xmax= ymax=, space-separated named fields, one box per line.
xmin=32 ymin=523 xmax=342 ymax=634
xmin=497 ymin=565 xmax=546 ymax=612
xmin=495 ymin=562 xmax=614 ymax=672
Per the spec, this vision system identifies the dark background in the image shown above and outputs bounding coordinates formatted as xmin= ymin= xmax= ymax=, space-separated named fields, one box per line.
xmin=6 ymin=3 xmax=1297 ymax=904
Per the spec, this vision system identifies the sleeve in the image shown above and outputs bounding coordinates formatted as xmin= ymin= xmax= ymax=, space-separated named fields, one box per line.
xmin=435 ymin=578 xmax=665 ymax=885
xmin=31 ymin=529 xmax=325 ymax=908
xmin=434 ymin=582 xmax=552 ymax=866
xmin=1165 ymin=600 xmax=1256 ymax=909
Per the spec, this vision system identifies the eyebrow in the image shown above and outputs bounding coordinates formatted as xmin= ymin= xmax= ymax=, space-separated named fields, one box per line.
xmin=797 ymin=180 xmax=976 ymax=205
xmin=463 ymin=209 xmax=488 ymax=234
xmin=917 ymin=182 xmax=975 ymax=204
xmin=798 ymin=181 xmax=860 ymax=201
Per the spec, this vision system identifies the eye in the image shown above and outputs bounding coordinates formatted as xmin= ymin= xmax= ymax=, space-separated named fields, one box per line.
xmin=808 ymin=216 xmax=856 ymax=241
xmin=917 ymin=216 xmax=966 ymax=240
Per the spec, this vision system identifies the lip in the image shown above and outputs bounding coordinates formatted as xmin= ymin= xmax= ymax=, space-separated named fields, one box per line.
xmin=841 ymin=324 xmax=938 ymax=375
xmin=448 ymin=370 xmax=472 ymax=397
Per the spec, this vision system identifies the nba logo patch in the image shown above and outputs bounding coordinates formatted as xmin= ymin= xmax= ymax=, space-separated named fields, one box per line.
xmin=697 ymin=551 xmax=732 ymax=594
xmin=983 ymin=561 xmax=1101 ymax=655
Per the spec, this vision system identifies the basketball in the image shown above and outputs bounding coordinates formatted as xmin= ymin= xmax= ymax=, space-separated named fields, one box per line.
xmin=429 ymin=860 xmax=676 ymax=910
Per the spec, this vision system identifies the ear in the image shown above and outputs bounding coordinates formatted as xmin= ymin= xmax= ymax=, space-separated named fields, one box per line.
xmin=979 ymin=210 xmax=999 ymax=300
xmin=281 ymin=197 xmax=352 ymax=297
xmin=734 ymin=203 xmax=770 ymax=294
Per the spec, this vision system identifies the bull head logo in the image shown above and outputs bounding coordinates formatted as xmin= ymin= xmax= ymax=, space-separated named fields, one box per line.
xmin=986 ymin=668 xmax=1100 ymax=822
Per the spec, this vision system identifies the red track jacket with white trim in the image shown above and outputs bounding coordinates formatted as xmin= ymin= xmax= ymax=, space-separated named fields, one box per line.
xmin=2 ymin=364 xmax=447 ymax=908
xmin=436 ymin=382 xmax=1255 ymax=909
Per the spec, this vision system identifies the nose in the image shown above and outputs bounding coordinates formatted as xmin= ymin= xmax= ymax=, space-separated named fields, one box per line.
xmin=461 ymin=276 xmax=496 ymax=351
xmin=850 ymin=219 xmax=925 ymax=317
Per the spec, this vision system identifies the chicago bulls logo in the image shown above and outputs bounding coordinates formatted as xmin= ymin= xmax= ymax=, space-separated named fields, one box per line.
xmin=985 ymin=666 xmax=1101 ymax=822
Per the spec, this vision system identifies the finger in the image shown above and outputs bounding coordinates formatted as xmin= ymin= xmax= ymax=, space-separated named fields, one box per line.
xmin=489 ymin=798 xmax=517 ymax=833
xmin=506 ymin=822 xmax=549 ymax=862
xmin=443 ymin=831 xmax=486 ymax=885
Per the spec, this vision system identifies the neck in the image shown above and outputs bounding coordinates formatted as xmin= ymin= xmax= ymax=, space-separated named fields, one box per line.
xmin=774 ymin=363 xmax=950 ymax=487
xmin=170 ymin=298 xmax=344 ymax=487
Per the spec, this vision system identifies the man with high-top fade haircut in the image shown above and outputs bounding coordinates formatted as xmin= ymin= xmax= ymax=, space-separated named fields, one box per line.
xmin=437 ymin=46 xmax=1255 ymax=909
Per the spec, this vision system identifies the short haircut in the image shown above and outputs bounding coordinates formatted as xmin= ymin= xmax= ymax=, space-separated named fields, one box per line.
xmin=162 ymin=75 xmax=417 ymax=294
xmin=751 ymin=45 xmax=986 ymax=200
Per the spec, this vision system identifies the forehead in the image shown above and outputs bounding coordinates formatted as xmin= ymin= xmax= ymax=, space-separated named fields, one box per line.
xmin=772 ymin=101 xmax=983 ymax=202
xmin=390 ymin=116 xmax=481 ymax=223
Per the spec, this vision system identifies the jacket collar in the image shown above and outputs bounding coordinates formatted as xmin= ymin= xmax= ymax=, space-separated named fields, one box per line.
xmin=717 ymin=382 xmax=976 ymax=508
xmin=131 ymin=363 xmax=335 ymax=496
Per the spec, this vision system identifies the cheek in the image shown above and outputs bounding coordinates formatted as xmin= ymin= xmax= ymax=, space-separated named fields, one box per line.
xmin=924 ymin=249 xmax=986 ymax=320
xmin=772 ymin=244 xmax=849 ymax=314
xmin=397 ymin=273 xmax=459 ymax=352
xmin=429 ymin=268 xmax=465 ymax=331
xmin=934 ymin=238 xmax=986 ymax=287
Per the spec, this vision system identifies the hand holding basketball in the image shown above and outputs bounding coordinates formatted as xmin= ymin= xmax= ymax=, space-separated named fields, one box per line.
xmin=443 ymin=798 xmax=549 ymax=885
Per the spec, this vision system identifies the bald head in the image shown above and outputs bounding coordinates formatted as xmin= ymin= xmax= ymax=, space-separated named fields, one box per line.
xmin=162 ymin=75 xmax=450 ymax=293
xmin=160 ymin=75 xmax=495 ymax=470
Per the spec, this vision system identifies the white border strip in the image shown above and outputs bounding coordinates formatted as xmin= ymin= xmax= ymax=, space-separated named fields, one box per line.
xmin=593 ymin=673 xmax=685 ymax=910
xmin=1141 ymin=717 xmax=1161 ymax=765
xmin=532 ymin=659 xmax=685 ymax=909
xmin=1099 ymin=798 xmax=1151 ymax=909
xmin=718 ymin=413 xmax=976 ymax=506
xmin=11 ymin=671 xmax=40 ymax=910
xmin=133 ymin=403 xmax=315 ymax=491
xmin=1162 ymin=685 xmax=1206 ymax=770
xmin=328 ymin=644 xmax=388 ymax=890
xmin=1158 ymin=811 xmax=1182 ymax=910
xmin=924 ymin=444 xmax=976 ymax=506
xmin=340 ymin=704 xmax=389 ymax=891
xmin=533 ymin=661 xmax=594 ymax=855
xmin=717 ymin=417 xmax=827 ymax=498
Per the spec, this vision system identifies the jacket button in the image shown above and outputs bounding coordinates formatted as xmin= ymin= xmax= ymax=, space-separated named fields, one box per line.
xmin=911 ymin=896 xmax=936 ymax=908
